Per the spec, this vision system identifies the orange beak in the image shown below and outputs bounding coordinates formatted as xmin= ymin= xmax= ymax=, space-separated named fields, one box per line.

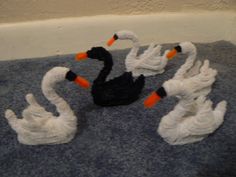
xmin=74 ymin=76 xmax=90 ymax=89
xmin=144 ymin=92 xmax=161 ymax=108
xmin=75 ymin=52 xmax=88 ymax=61
xmin=166 ymin=49 xmax=177 ymax=59
xmin=107 ymin=37 xmax=116 ymax=46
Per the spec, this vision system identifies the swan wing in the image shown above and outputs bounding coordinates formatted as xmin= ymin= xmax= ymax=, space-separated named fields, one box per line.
xmin=134 ymin=45 xmax=166 ymax=70
xmin=23 ymin=93 xmax=53 ymax=120
xmin=184 ymin=60 xmax=202 ymax=78
xmin=186 ymin=97 xmax=218 ymax=135
xmin=182 ymin=60 xmax=217 ymax=97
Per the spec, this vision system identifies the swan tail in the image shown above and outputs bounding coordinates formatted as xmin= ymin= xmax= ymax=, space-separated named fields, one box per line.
xmin=5 ymin=109 xmax=21 ymax=133
xmin=213 ymin=101 xmax=227 ymax=128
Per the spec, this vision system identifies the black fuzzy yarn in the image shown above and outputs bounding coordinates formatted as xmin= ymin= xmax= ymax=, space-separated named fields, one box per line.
xmin=65 ymin=70 xmax=77 ymax=81
xmin=155 ymin=87 xmax=167 ymax=98
xmin=87 ymin=47 xmax=145 ymax=107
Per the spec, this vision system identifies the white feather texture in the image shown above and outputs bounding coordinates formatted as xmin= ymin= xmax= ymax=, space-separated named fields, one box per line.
xmin=158 ymin=96 xmax=227 ymax=145
xmin=157 ymin=42 xmax=227 ymax=145
xmin=5 ymin=67 xmax=77 ymax=145
xmin=115 ymin=30 xmax=169 ymax=77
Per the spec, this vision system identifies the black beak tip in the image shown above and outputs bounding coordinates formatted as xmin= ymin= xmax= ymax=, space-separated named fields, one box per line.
xmin=65 ymin=70 xmax=77 ymax=81
xmin=156 ymin=87 xmax=167 ymax=98
xmin=174 ymin=45 xmax=182 ymax=53
xmin=114 ymin=34 xmax=118 ymax=40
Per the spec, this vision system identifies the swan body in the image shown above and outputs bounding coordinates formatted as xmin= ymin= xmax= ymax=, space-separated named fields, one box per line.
xmin=76 ymin=47 xmax=145 ymax=106
xmin=107 ymin=30 xmax=170 ymax=77
xmin=158 ymin=96 xmax=227 ymax=145
xmin=5 ymin=67 xmax=89 ymax=145
xmin=144 ymin=42 xmax=227 ymax=145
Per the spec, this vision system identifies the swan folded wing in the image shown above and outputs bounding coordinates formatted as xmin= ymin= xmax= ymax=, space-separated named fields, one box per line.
xmin=15 ymin=116 xmax=76 ymax=145
xmin=140 ymin=43 xmax=162 ymax=58
xmin=191 ymin=86 xmax=212 ymax=99
xmin=184 ymin=97 xmax=218 ymax=135
xmin=185 ymin=116 xmax=216 ymax=136
xmin=133 ymin=45 xmax=163 ymax=70
xmin=23 ymin=104 xmax=53 ymax=120
xmin=102 ymin=72 xmax=134 ymax=87
xmin=134 ymin=60 xmax=163 ymax=71
xmin=24 ymin=94 xmax=53 ymax=119
xmin=182 ymin=65 xmax=217 ymax=97
xmin=183 ymin=60 xmax=202 ymax=79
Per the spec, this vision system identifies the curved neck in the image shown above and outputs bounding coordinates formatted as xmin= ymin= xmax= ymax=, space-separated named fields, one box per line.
xmin=174 ymin=51 xmax=197 ymax=80
xmin=41 ymin=75 xmax=75 ymax=118
xmin=94 ymin=53 xmax=113 ymax=84
xmin=126 ymin=35 xmax=140 ymax=58
xmin=163 ymin=97 xmax=194 ymax=123
xmin=186 ymin=50 xmax=197 ymax=61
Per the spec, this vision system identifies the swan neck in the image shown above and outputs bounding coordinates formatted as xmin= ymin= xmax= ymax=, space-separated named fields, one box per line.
xmin=126 ymin=36 xmax=140 ymax=58
xmin=42 ymin=73 xmax=74 ymax=117
xmin=186 ymin=51 xmax=196 ymax=61
xmin=94 ymin=54 xmax=113 ymax=84
xmin=131 ymin=37 xmax=140 ymax=49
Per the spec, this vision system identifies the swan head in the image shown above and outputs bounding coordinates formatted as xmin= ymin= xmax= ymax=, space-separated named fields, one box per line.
xmin=43 ymin=67 xmax=90 ymax=89
xmin=106 ymin=30 xmax=138 ymax=46
xmin=166 ymin=42 xmax=197 ymax=59
xmin=75 ymin=47 xmax=112 ymax=64
xmin=144 ymin=80 xmax=184 ymax=108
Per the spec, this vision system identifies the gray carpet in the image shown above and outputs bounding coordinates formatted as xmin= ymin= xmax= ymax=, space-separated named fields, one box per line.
xmin=0 ymin=41 xmax=235 ymax=177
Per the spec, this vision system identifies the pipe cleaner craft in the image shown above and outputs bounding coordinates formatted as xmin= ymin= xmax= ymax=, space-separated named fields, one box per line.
xmin=5 ymin=67 xmax=90 ymax=145
xmin=107 ymin=30 xmax=172 ymax=77
xmin=76 ymin=47 xmax=145 ymax=106
xmin=144 ymin=42 xmax=227 ymax=145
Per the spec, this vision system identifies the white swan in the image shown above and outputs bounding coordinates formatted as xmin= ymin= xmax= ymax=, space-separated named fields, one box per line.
xmin=166 ymin=41 xmax=215 ymax=98
xmin=107 ymin=30 xmax=171 ymax=77
xmin=144 ymin=42 xmax=227 ymax=145
xmin=158 ymin=96 xmax=227 ymax=145
xmin=5 ymin=67 xmax=90 ymax=145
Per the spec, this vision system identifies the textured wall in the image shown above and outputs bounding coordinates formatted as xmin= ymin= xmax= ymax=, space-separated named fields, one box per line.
xmin=0 ymin=0 xmax=236 ymax=23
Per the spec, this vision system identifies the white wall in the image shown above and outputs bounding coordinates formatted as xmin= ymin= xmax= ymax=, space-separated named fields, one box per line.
xmin=0 ymin=12 xmax=235 ymax=60
xmin=0 ymin=0 xmax=235 ymax=23
xmin=0 ymin=1 xmax=235 ymax=60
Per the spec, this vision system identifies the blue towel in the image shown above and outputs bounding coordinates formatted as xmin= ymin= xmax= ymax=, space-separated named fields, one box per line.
xmin=0 ymin=41 xmax=235 ymax=177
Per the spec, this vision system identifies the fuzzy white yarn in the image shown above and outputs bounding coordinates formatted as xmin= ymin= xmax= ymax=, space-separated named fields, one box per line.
xmin=158 ymin=96 xmax=227 ymax=145
xmin=168 ymin=42 xmax=216 ymax=99
xmin=116 ymin=30 xmax=169 ymax=77
xmin=5 ymin=67 xmax=77 ymax=145
xmin=157 ymin=42 xmax=227 ymax=145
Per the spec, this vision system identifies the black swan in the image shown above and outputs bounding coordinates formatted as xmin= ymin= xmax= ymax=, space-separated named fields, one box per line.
xmin=76 ymin=47 xmax=145 ymax=106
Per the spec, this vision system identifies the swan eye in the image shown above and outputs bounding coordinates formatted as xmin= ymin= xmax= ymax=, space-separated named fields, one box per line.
xmin=65 ymin=71 xmax=77 ymax=81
